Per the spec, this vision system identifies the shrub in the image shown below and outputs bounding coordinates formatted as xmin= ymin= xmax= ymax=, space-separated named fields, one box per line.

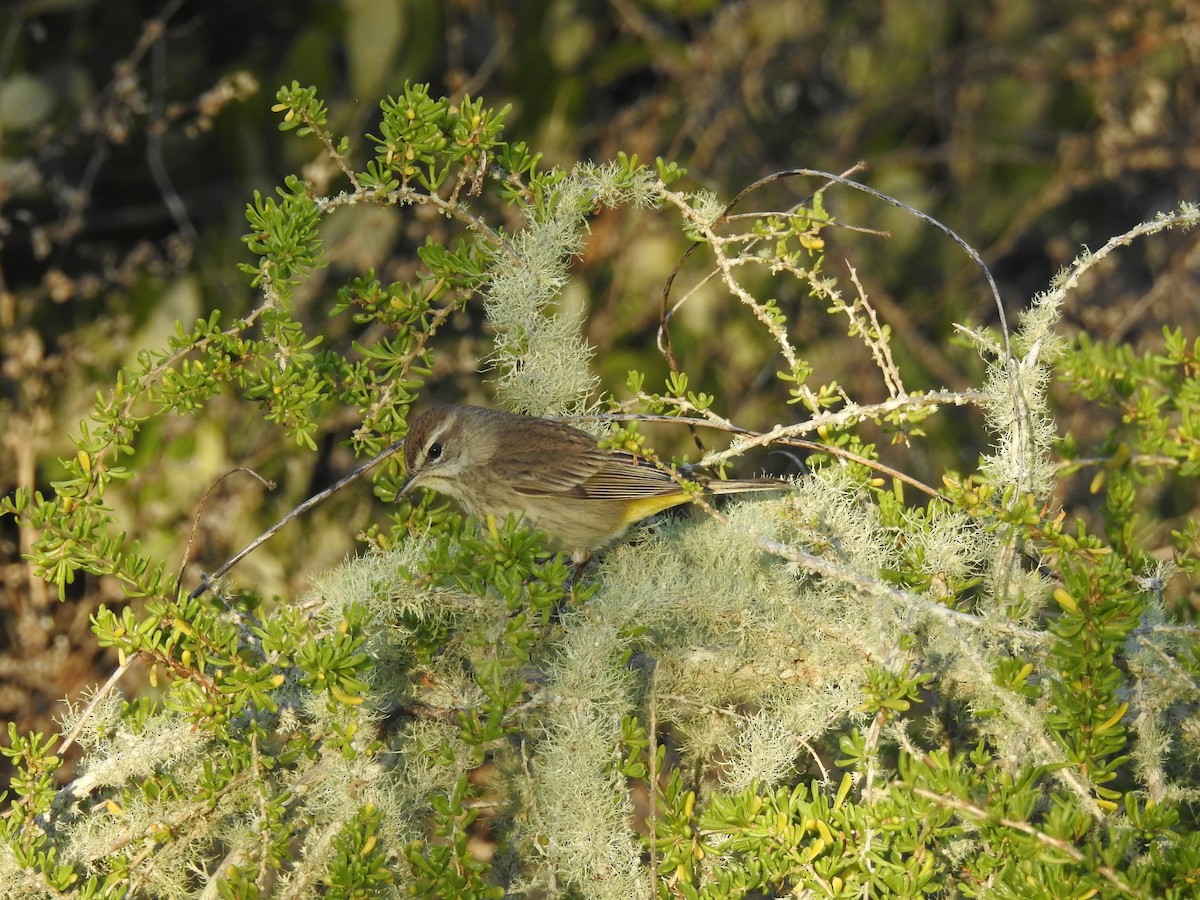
xmin=2 ymin=82 xmax=1199 ymax=899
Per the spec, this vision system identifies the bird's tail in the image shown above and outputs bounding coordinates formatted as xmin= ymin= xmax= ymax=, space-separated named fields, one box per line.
xmin=700 ymin=476 xmax=792 ymax=495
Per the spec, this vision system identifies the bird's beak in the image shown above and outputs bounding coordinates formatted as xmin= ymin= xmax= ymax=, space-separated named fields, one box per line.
xmin=399 ymin=473 xmax=420 ymax=497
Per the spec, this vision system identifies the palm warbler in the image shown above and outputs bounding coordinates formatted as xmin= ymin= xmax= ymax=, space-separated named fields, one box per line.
xmin=401 ymin=404 xmax=790 ymax=555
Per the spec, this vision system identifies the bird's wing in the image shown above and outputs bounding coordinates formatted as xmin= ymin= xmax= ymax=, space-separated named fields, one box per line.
xmin=570 ymin=452 xmax=684 ymax=500
xmin=494 ymin=419 xmax=614 ymax=496
xmin=500 ymin=421 xmax=681 ymax=501
xmin=498 ymin=417 xmax=786 ymax=501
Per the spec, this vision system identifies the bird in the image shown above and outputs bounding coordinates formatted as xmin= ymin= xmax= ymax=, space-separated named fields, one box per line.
xmin=400 ymin=404 xmax=790 ymax=557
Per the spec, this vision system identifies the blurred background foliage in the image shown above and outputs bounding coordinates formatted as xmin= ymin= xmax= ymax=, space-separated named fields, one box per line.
xmin=1 ymin=0 xmax=1197 ymax=778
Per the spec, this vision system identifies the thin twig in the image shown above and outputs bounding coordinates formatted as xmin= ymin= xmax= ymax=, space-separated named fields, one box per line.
xmin=904 ymin=785 xmax=1144 ymax=898
xmin=564 ymin=406 xmax=966 ymax=501
xmin=176 ymin=467 xmax=277 ymax=594
xmin=187 ymin=437 xmax=405 ymax=600
xmin=748 ymin=526 xmax=1048 ymax=644
xmin=720 ymin=166 xmax=1010 ymax=362
xmin=694 ymin=391 xmax=983 ymax=469
xmin=648 ymin=660 xmax=659 ymax=894
xmin=58 ymin=660 xmax=134 ymax=757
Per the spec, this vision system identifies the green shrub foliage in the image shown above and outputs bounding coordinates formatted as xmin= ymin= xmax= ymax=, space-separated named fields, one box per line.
xmin=2 ymin=83 xmax=1199 ymax=898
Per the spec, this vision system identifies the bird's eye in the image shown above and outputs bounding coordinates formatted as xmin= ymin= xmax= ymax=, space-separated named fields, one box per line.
xmin=427 ymin=441 xmax=443 ymax=461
